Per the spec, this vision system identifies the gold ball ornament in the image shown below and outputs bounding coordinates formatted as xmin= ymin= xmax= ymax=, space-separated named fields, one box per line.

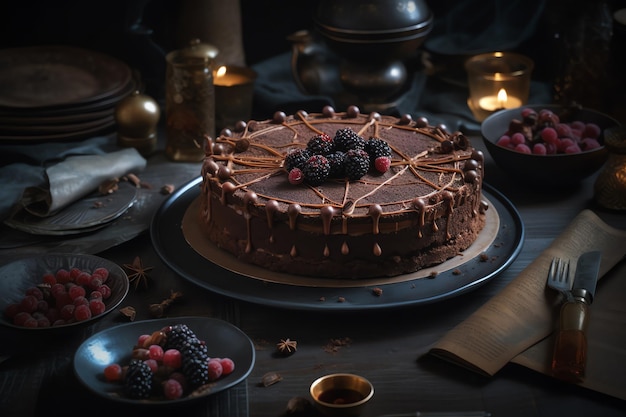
xmin=115 ymin=91 xmax=161 ymax=155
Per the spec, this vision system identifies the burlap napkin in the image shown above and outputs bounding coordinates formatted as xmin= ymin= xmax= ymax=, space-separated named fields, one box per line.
xmin=18 ymin=148 xmax=146 ymax=217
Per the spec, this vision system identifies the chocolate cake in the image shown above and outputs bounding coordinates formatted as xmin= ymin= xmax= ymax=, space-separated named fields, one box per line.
xmin=199 ymin=106 xmax=487 ymax=279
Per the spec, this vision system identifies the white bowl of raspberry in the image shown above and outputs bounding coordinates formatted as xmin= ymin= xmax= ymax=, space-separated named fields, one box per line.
xmin=481 ymin=104 xmax=620 ymax=187
xmin=0 ymin=253 xmax=129 ymax=330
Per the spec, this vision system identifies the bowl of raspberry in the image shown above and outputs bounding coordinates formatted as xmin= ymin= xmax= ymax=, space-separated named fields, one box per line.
xmin=0 ymin=253 xmax=129 ymax=330
xmin=481 ymin=104 xmax=620 ymax=187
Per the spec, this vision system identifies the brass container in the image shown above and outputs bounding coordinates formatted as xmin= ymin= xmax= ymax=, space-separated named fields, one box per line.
xmin=165 ymin=39 xmax=219 ymax=162
xmin=115 ymin=90 xmax=160 ymax=156
xmin=310 ymin=373 xmax=374 ymax=417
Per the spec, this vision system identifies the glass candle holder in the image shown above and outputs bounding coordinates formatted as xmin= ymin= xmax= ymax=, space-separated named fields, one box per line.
xmin=213 ymin=65 xmax=257 ymax=133
xmin=465 ymin=52 xmax=534 ymax=122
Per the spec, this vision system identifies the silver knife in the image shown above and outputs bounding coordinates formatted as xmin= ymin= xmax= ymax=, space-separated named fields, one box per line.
xmin=550 ymin=250 xmax=601 ymax=382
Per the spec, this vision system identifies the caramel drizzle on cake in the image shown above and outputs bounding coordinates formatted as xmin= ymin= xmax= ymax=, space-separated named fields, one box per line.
xmin=201 ymin=110 xmax=484 ymax=261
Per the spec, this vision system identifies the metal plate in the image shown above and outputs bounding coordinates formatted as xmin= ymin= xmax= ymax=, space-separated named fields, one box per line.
xmin=151 ymin=177 xmax=524 ymax=311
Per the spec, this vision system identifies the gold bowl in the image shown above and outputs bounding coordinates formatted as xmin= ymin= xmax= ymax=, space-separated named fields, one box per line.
xmin=310 ymin=373 xmax=374 ymax=417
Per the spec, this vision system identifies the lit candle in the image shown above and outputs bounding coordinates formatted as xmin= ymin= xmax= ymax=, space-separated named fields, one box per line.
xmin=214 ymin=66 xmax=253 ymax=87
xmin=212 ymin=65 xmax=257 ymax=132
xmin=477 ymin=88 xmax=522 ymax=111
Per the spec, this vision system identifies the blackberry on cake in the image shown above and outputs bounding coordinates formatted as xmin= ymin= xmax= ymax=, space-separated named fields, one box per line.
xmin=301 ymin=154 xmax=331 ymax=186
xmin=334 ymin=127 xmax=366 ymax=151
xmin=284 ymin=148 xmax=311 ymax=171
xmin=343 ymin=149 xmax=370 ymax=180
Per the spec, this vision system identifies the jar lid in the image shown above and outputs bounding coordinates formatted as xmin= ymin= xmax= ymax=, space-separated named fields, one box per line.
xmin=167 ymin=39 xmax=219 ymax=65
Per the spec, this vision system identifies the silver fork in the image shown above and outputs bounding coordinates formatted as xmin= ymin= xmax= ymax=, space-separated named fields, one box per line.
xmin=547 ymin=257 xmax=573 ymax=302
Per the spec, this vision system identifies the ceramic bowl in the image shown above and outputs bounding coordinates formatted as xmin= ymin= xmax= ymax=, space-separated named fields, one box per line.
xmin=0 ymin=253 xmax=129 ymax=330
xmin=74 ymin=317 xmax=255 ymax=404
xmin=310 ymin=373 xmax=374 ymax=417
xmin=481 ymin=104 xmax=620 ymax=187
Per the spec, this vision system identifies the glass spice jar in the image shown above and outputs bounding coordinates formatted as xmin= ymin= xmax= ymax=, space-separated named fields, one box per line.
xmin=594 ymin=126 xmax=626 ymax=210
xmin=165 ymin=39 xmax=219 ymax=161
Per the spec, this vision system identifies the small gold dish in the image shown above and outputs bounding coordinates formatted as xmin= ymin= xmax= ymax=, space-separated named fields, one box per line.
xmin=310 ymin=373 xmax=374 ymax=417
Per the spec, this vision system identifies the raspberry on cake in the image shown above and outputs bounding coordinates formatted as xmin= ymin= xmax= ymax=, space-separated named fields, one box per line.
xmin=199 ymin=106 xmax=487 ymax=279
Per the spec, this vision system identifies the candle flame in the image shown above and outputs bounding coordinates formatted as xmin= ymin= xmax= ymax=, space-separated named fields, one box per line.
xmin=216 ymin=66 xmax=227 ymax=78
xmin=497 ymin=88 xmax=508 ymax=108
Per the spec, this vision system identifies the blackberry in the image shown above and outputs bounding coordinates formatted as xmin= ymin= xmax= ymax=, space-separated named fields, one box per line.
xmin=164 ymin=324 xmax=210 ymax=388
xmin=164 ymin=324 xmax=197 ymax=351
xmin=124 ymin=359 xmax=153 ymax=399
xmin=179 ymin=338 xmax=210 ymax=388
xmin=365 ymin=137 xmax=392 ymax=160
xmin=344 ymin=149 xmax=370 ymax=180
xmin=284 ymin=149 xmax=311 ymax=172
xmin=326 ymin=151 xmax=346 ymax=178
xmin=302 ymin=155 xmax=330 ymax=186
xmin=334 ymin=128 xmax=366 ymax=152
xmin=306 ymin=133 xmax=335 ymax=155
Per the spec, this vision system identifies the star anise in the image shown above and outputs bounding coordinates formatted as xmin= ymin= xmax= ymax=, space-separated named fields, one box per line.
xmin=123 ymin=256 xmax=153 ymax=290
xmin=276 ymin=338 xmax=297 ymax=355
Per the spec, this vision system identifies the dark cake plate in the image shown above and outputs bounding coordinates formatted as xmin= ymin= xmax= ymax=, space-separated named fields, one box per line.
xmin=151 ymin=177 xmax=524 ymax=311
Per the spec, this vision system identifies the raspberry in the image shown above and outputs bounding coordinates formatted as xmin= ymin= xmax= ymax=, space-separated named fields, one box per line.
xmin=144 ymin=359 xmax=159 ymax=373
xmin=19 ymin=295 xmax=38 ymax=313
xmin=75 ymin=271 xmax=91 ymax=286
xmin=149 ymin=344 xmax=164 ymax=361
xmin=220 ymin=358 xmax=235 ymax=375
xmin=68 ymin=285 xmax=86 ymax=300
xmin=306 ymin=133 xmax=334 ymax=155
xmin=36 ymin=317 xmax=51 ymax=328
xmin=97 ymin=284 xmax=112 ymax=299
xmin=69 ymin=267 xmax=82 ymax=281
xmin=42 ymin=273 xmax=57 ymax=286
xmin=540 ymin=127 xmax=558 ymax=144
xmin=163 ymin=378 xmax=184 ymax=400
xmin=23 ymin=317 xmax=38 ymax=327
xmin=92 ymin=267 xmax=110 ymax=282
xmin=50 ymin=283 xmax=66 ymax=298
xmin=72 ymin=296 xmax=89 ymax=307
xmin=325 ymin=151 xmax=346 ymax=178
xmin=284 ymin=148 xmax=311 ymax=171
xmin=374 ymin=156 xmax=391 ymax=173
xmin=90 ymin=290 xmax=103 ymax=300
xmin=89 ymin=276 xmax=103 ymax=290
xmin=89 ymin=299 xmax=106 ymax=315
xmin=163 ymin=349 xmax=183 ymax=369
xmin=13 ymin=311 xmax=32 ymax=326
xmin=104 ymin=363 xmax=123 ymax=382
xmin=334 ymin=127 xmax=366 ymax=151
xmin=288 ymin=168 xmax=304 ymax=185
xmin=138 ymin=334 xmax=151 ymax=347
xmin=25 ymin=287 xmax=43 ymax=300
xmin=344 ymin=149 xmax=370 ymax=180
xmin=74 ymin=304 xmax=91 ymax=321
xmin=207 ymin=358 xmax=223 ymax=381
xmin=510 ymin=132 xmax=526 ymax=145
xmin=55 ymin=269 xmax=70 ymax=284
xmin=302 ymin=154 xmax=330 ymax=186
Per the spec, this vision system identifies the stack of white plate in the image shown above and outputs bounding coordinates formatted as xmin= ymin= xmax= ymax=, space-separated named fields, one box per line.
xmin=0 ymin=45 xmax=135 ymax=142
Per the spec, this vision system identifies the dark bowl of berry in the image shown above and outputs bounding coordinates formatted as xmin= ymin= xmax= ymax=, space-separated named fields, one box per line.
xmin=0 ymin=253 xmax=129 ymax=330
xmin=481 ymin=104 xmax=620 ymax=187
xmin=73 ymin=317 xmax=255 ymax=404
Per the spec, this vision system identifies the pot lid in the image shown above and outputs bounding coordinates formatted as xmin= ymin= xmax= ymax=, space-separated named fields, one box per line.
xmin=315 ymin=0 xmax=433 ymax=38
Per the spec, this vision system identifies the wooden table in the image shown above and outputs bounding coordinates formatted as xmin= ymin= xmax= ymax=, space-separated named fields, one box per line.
xmin=1 ymin=136 xmax=625 ymax=417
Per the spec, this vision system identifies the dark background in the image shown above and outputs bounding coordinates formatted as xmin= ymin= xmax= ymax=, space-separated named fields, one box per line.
xmin=1 ymin=0 xmax=625 ymax=109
